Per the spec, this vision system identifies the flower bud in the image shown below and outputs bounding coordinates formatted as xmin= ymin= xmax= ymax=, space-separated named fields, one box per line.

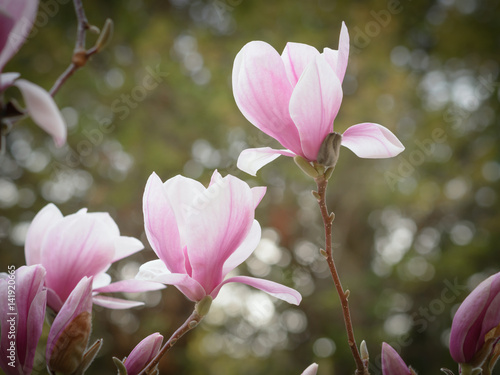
xmin=449 ymin=272 xmax=500 ymax=367
xmin=381 ymin=343 xmax=412 ymax=375
xmin=95 ymin=18 xmax=114 ymax=52
xmin=46 ymin=277 xmax=94 ymax=374
xmin=123 ymin=333 xmax=163 ymax=375
xmin=300 ymin=363 xmax=318 ymax=375
xmin=317 ymin=132 xmax=342 ymax=168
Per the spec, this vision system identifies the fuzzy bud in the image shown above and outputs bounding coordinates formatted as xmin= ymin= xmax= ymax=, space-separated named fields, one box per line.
xmin=316 ymin=132 xmax=342 ymax=168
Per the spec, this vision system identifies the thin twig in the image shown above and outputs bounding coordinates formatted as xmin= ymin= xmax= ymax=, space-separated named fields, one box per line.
xmin=49 ymin=0 xmax=92 ymax=96
xmin=314 ymin=173 xmax=368 ymax=375
xmin=138 ymin=310 xmax=202 ymax=375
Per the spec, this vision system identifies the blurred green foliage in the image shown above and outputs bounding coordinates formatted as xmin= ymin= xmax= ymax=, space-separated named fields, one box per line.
xmin=1 ymin=0 xmax=500 ymax=374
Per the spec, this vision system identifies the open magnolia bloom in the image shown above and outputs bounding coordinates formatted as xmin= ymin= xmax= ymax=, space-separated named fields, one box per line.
xmin=233 ymin=22 xmax=404 ymax=176
xmin=136 ymin=170 xmax=301 ymax=306
xmin=0 ymin=265 xmax=46 ymax=375
xmin=449 ymin=272 xmax=500 ymax=370
xmin=25 ymin=204 xmax=164 ymax=312
xmin=0 ymin=0 xmax=66 ymax=146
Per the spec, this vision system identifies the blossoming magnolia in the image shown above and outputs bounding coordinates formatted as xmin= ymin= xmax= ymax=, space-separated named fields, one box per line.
xmin=233 ymin=22 xmax=404 ymax=175
xmin=25 ymin=203 xmax=164 ymax=312
xmin=123 ymin=333 xmax=163 ymax=375
xmin=449 ymin=272 xmax=500 ymax=366
xmin=0 ymin=0 xmax=66 ymax=146
xmin=0 ymin=265 xmax=46 ymax=375
xmin=381 ymin=343 xmax=412 ymax=375
xmin=136 ymin=171 xmax=301 ymax=305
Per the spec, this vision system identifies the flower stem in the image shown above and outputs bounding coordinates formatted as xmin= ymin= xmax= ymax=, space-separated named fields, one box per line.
xmin=138 ymin=310 xmax=203 ymax=375
xmin=314 ymin=174 xmax=368 ymax=375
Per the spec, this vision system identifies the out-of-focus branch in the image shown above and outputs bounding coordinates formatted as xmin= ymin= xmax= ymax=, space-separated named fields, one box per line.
xmin=49 ymin=0 xmax=113 ymax=96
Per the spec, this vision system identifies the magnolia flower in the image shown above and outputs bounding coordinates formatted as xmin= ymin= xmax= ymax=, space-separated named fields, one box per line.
xmin=381 ymin=343 xmax=412 ymax=375
xmin=300 ymin=363 xmax=318 ymax=375
xmin=123 ymin=333 xmax=163 ymax=375
xmin=0 ymin=265 xmax=47 ymax=375
xmin=136 ymin=171 xmax=301 ymax=306
xmin=233 ymin=22 xmax=404 ymax=176
xmin=449 ymin=272 xmax=500 ymax=366
xmin=0 ymin=0 xmax=66 ymax=146
xmin=25 ymin=203 xmax=164 ymax=312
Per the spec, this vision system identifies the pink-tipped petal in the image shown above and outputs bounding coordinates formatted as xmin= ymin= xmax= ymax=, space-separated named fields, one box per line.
xmin=341 ymin=123 xmax=405 ymax=158
xmin=0 ymin=1 xmax=39 ymax=70
xmin=13 ymin=79 xmax=66 ymax=147
xmin=323 ymin=22 xmax=350 ymax=83
xmin=135 ymin=260 xmax=205 ymax=302
xmin=222 ymin=220 xmax=261 ymax=276
xmin=112 ymin=236 xmax=144 ymax=263
xmin=289 ymin=55 xmax=343 ymax=161
xmin=281 ymin=42 xmax=320 ymax=86
xmin=94 ymin=279 xmax=165 ymax=294
xmin=381 ymin=343 xmax=411 ymax=375
xmin=251 ymin=186 xmax=267 ymax=208
xmin=143 ymin=173 xmax=185 ymax=273
xmin=25 ymin=203 xmax=63 ymax=266
xmin=233 ymin=41 xmax=302 ymax=153
xmin=124 ymin=333 xmax=163 ymax=375
xmin=92 ymin=295 xmax=144 ymax=309
xmin=185 ymin=175 xmax=255 ymax=293
xmin=214 ymin=276 xmax=302 ymax=305
xmin=301 ymin=363 xmax=319 ymax=375
xmin=237 ymin=147 xmax=296 ymax=176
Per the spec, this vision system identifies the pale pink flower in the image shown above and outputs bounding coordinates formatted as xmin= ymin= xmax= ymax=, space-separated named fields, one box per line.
xmin=25 ymin=203 xmax=164 ymax=311
xmin=0 ymin=265 xmax=47 ymax=375
xmin=136 ymin=171 xmax=301 ymax=305
xmin=0 ymin=0 xmax=66 ymax=147
xmin=381 ymin=343 xmax=412 ymax=375
xmin=233 ymin=22 xmax=404 ymax=175
xmin=449 ymin=272 xmax=500 ymax=365
xmin=124 ymin=333 xmax=163 ymax=375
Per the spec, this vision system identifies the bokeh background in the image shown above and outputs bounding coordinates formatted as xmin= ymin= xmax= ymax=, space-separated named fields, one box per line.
xmin=1 ymin=0 xmax=500 ymax=373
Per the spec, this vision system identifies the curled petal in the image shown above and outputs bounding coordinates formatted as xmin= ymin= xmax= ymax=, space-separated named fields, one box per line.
xmin=233 ymin=41 xmax=302 ymax=153
xmin=301 ymin=363 xmax=319 ymax=375
xmin=0 ymin=72 xmax=20 ymax=91
xmin=281 ymin=42 xmax=320 ymax=86
xmin=112 ymin=236 xmax=144 ymax=263
xmin=222 ymin=220 xmax=261 ymax=276
xmin=251 ymin=186 xmax=267 ymax=209
xmin=92 ymin=295 xmax=144 ymax=309
xmin=213 ymin=276 xmax=302 ymax=305
xmin=341 ymin=123 xmax=405 ymax=158
xmin=289 ymin=55 xmax=343 ymax=160
xmin=94 ymin=279 xmax=165 ymax=294
xmin=237 ymin=147 xmax=296 ymax=176
xmin=13 ymin=79 xmax=66 ymax=147
xmin=323 ymin=21 xmax=349 ymax=83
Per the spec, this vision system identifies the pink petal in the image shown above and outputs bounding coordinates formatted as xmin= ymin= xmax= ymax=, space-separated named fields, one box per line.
xmin=209 ymin=169 xmax=223 ymax=186
xmin=92 ymin=295 xmax=144 ymax=309
xmin=222 ymin=220 xmax=261 ymax=276
xmin=143 ymin=173 xmax=185 ymax=273
xmin=46 ymin=277 xmax=93 ymax=365
xmin=185 ymin=175 xmax=255 ymax=293
xmin=301 ymin=363 xmax=319 ymax=375
xmin=94 ymin=279 xmax=165 ymax=293
xmin=135 ymin=260 xmax=205 ymax=302
xmin=251 ymin=186 xmax=267 ymax=208
xmin=13 ymin=79 xmax=67 ymax=147
xmin=25 ymin=203 xmax=63 ymax=266
xmin=381 ymin=343 xmax=411 ymax=375
xmin=281 ymin=42 xmax=320 ymax=87
xmin=112 ymin=236 xmax=144 ymax=262
xmin=237 ymin=147 xmax=296 ymax=176
xmin=0 ymin=0 xmax=39 ymax=70
xmin=41 ymin=214 xmax=115 ymax=303
xmin=213 ymin=276 xmax=302 ymax=305
xmin=289 ymin=55 xmax=343 ymax=161
xmin=0 ymin=72 xmax=19 ymax=90
xmin=341 ymin=123 xmax=405 ymax=158
xmin=233 ymin=41 xmax=302 ymax=153
xmin=84 ymin=211 xmax=120 ymax=236
xmin=322 ymin=22 xmax=350 ymax=83
xmin=0 ymin=12 xmax=15 ymax=59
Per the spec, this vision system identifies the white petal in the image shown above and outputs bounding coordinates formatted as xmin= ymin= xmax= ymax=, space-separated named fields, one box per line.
xmin=237 ymin=147 xmax=296 ymax=176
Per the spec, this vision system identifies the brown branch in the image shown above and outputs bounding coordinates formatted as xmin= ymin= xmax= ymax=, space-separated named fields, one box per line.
xmin=314 ymin=173 xmax=369 ymax=375
xmin=138 ymin=310 xmax=203 ymax=375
